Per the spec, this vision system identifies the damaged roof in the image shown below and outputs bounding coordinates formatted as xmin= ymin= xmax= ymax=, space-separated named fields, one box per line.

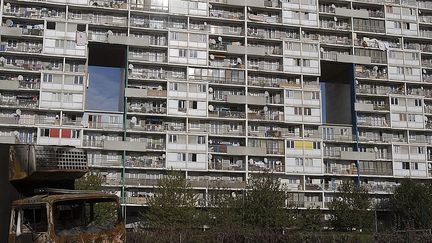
xmin=13 ymin=192 xmax=118 ymax=205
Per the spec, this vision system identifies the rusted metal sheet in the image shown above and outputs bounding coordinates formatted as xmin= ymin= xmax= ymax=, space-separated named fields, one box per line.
xmin=10 ymin=193 xmax=125 ymax=243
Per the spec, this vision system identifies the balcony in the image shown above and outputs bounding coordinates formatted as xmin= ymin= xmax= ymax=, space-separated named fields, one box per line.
xmin=209 ymin=8 xmax=244 ymax=20
xmin=125 ymin=157 xmax=165 ymax=169
xmin=0 ymin=42 xmax=42 ymax=54
xmin=249 ymin=160 xmax=285 ymax=172
xmin=355 ymin=66 xmax=388 ymax=80
xmin=208 ymin=110 xmax=245 ymax=119
xmin=209 ymin=158 xmax=245 ymax=171
xmin=0 ymin=25 xmax=43 ymax=37
xmin=189 ymin=179 xmax=246 ymax=189
xmin=125 ymin=87 xmax=167 ymax=99
xmin=3 ymin=5 xmax=66 ymax=20
xmin=248 ymin=111 xmax=284 ymax=121
xmin=124 ymin=178 xmax=159 ymax=187
xmin=305 ymin=183 xmax=323 ymax=191
xmin=89 ymin=0 xmax=128 ymax=9
xmin=0 ymin=96 xmax=38 ymax=108
xmin=127 ymin=103 xmax=166 ymax=115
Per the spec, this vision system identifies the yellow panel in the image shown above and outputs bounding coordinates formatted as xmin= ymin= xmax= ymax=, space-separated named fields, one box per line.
xmin=294 ymin=141 xmax=303 ymax=149
xmin=304 ymin=141 xmax=313 ymax=150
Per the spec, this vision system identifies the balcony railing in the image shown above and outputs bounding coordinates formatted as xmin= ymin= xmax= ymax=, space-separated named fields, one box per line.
xmin=209 ymin=110 xmax=245 ymax=119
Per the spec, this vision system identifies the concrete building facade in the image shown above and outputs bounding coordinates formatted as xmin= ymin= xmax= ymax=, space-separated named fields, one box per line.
xmin=1 ymin=0 xmax=432 ymax=222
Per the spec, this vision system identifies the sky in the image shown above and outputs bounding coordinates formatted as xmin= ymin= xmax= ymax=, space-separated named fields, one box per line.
xmin=86 ymin=66 xmax=124 ymax=112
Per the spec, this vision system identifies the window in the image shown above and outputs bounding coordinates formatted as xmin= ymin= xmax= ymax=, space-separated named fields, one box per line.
xmin=178 ymin=100 xmax=186 ymax=109
xmin=415 ymin=99 xmax=422 ymax=106
xmin=18 ymin=205 xmax=48 ymax=233
xmin=313 ymin=142 xmax=321 ymax=149
xmin=304 ymin=108 xmax=312 ymax=116
xmin=311 ymin=91 xmax=319 ymax=100
xmin=71 ymin=130 xmax=80 ymax=139
xmin=40 ymin=128 xmax=50 ymax=137
xmin=391 ymin=97 xmax=399 ymax=105
xmin=177 ymin=153 xmax=186 ymax=161
xmin=304 ymin=158 xmax=313 ymax=167
xmin=169 ymin=134 xmax=178 ymax=143
xmin=412 ymin=162 xmax=419 ymax=170
xmin=189 ymin=153 xmax=197 ymax=162
xmin=399 ymin=113 xmax=407 ymax=121
xmin=287 ymin=140 xmax=295 ymax=148
xmin=197 ymin=84 xmax=206 ymax=92
xmin=294 ymin=107 xmax=302 ymax=115
xmin=190 ymin=101 xmax=198 ymax=109
xmin=408 ymin=114 xmax=415 ymax=122
xmin=189 ymin=50 xmax=197 ymax=58
xmin=295 ymin=158 xmax=303 ymax=166
xmin=43 ymin=74 xmax=53 ymax=83
xmin=285 ymin=90 xmax=294 ymax=98
xmin=417 ymin=147 xmax=425 ymax=154
xmin=179 ymin=49 xmax=187 ymax=57
xmin=169 ymin=82 xmax=178 ymax=91
xmin=402 ymin=162 xmax=409 ymax=170
xmin=74 ymin=76 xmax=84 ymax=85
xmin=47 ymin=22 xmax=56 ymax=30
xmin=170 ymin=32 xmax=179 ymax=40
xmin=197 ymin=136 xmax=205 ymax=144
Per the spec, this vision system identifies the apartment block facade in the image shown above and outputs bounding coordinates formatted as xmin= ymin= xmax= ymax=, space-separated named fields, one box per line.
xmin=1 ymin=0 xmax=432 ymax=220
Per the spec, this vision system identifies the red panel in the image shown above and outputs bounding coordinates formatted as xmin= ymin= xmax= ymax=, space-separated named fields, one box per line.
xmin=61 ymin=129 xmax=71 ymax=138
xmin=50 ymin=128 xmax=60 ymax=138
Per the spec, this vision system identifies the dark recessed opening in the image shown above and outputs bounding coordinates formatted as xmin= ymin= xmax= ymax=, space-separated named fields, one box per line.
xmin=320 ymin=61 xmax=354 ymax=125
xmin=86 ymin=44 xmax=126 ymax=112
xmin=88 ymin=43 xmax=126 ymax=68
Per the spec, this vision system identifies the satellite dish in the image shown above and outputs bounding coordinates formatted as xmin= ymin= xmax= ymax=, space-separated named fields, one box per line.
xmin=355 ymin=79 xmax=359 ymax=85
xmin=210 ymin=54 xmax=215 ymax=60
xmin=209 ymin=139 xmax=213 ymax=144
xmin=208 ymin=154 xmax=213 ymax=160
xmin=210 ymin=39 xmax=216 ymax=44
xmin=107 ymin=30 xmax=113 ymax=35
xmin=162 ymin=154 xmax=166 ymax=159
xmin=131 ymin=116 xmax=137 ymax=124
xmin=320 ymin=47 xmax=324 ymax=52
xmin=423 ymin=69 xmax=427 ymax=74
xmin=373 ymin=66 xmax=378 ymax=71
xmin=264 ymin=158 xmax=268 ymax=163
xmin=217 ymin=36 xmax=222 ymax=42
xmin=264 ymin=91 xmax=269 ymax=96
xmin=15 ymin=109 xmax=21 ymax=116
xmin=237 ymin=58 xmax=242 ymax=64
xmin=374 ymin=147 xmax=378 ymax=152
xmin=263 ymin=106 xmax=269 ymax=112
xmin=13 ymin=130 xmax=19 ymax=136
xmin=128 ymin=64 xmax=134 ymax=70
xmin=17 ymin=75 xmax=23 ymax=81
xmin=334 ymin=17 xmax=338 ymax=22
xmin=209 ymin=4 xmax=212 ymax=8
xmin=331 ymin=4 xmax=336 ymax=8
xmin=208 ymin=87 xmax=214 ymax=93
xmin=157 ymin=85 xmax=163 ymax=91
xmin=0 ymin=57 xmax=5 ymax=63
xmin=6 ymin=3 xmax=10 ymax=7
xmin=5 ymin=19 xmax=13 ymax=27
xmin=247 ymin=7 xmax=252 ymax=11
xmin=249 ymin=158 xmax=254 ymax=164
xmin=208 ymin=104 xmax=214 ymax=111
xmin=276 ymin=161 xmax=280 ymax=165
